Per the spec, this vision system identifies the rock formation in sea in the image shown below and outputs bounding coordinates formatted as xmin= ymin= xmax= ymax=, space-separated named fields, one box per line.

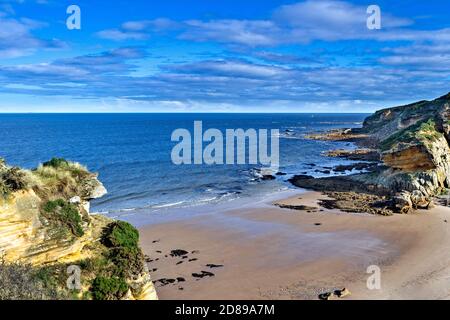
xmin=292 ymin=92 xmax=450 ymax=214
xmin=0 ymin=157 xmax=157 ymax=300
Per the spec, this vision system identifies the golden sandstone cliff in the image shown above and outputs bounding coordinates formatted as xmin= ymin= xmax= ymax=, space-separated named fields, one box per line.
xmin=0 ymin=158 xmax=157 ymax=300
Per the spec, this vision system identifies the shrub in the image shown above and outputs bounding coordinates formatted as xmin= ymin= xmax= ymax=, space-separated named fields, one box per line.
xmin=1 ymin=167 xmax=27 ymax=192
xmin=88 ymin=221 xmax=146 ymax=299
xmin=110 ymin=246 xmax=144 ymax=277
xmin=43 ymin=158 xmax=69 ymax=168
xmin=102 ymin=221 xmax=139 ymax=249
xmin=91 ymin=276 xmax=129 ymax=300
xmin=99 ymin=221 xmax=145 ymax=283
xmin=42 ymin=199 xmax=85 ymax=237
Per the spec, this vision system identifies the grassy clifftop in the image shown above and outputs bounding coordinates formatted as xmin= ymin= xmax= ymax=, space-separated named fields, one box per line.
xmin=0 ymin=158 xmax=157 ymax=300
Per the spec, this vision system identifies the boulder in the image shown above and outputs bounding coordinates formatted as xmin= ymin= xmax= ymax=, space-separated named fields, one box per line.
xmin=393 ymin=192 xmax=412 ymax=214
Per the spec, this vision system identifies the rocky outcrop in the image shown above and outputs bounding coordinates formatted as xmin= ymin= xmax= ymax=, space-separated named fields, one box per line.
xmin=325 ymin=148 xmax=380 ymax=161
xmin=0 ymin=158 xmax=157 ymax=300
xmin=303 ymin=92 xmax=450 ymax=214
xmin=305 ymin=129 xmax=368 ymax=142
xmin=361 ymin=94 xmax=450 ymax=198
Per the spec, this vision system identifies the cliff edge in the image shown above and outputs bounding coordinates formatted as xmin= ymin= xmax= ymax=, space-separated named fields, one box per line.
xmin=0 ymin=157 xmax=157 ymax=300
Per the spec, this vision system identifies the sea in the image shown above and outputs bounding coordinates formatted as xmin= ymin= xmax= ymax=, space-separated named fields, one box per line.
xmin=0 ymin=113 xmax=368 ymax=222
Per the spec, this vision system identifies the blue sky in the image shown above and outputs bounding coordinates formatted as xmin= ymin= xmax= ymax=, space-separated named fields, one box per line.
xmin=0 ymin=0 xmax=449 ymax=112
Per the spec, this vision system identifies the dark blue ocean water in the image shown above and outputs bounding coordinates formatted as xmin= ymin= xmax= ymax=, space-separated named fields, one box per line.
xmin=0 ymin=113 xmax=368 ymax=218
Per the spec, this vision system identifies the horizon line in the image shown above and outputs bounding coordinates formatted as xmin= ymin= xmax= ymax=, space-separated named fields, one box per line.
xmin=0 ymin=111 xmax=372 ymax=115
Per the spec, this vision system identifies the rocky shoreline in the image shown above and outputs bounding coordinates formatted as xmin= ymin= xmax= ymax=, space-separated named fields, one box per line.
xmin=289 ymin=93 xmax=450 ymax=215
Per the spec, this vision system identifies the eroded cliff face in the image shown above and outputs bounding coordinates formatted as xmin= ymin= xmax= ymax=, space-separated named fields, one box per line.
xmin=359 ymin=93 xmax=450 ymax=210
xmin=0 ymin=158 xmax=157 ymax=300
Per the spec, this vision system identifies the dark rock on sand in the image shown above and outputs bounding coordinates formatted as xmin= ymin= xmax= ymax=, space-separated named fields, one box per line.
xmin=319 ymin=192 xmax=394 ymax=216
xmin=306 ymin=128 xmax=368 ymax=143
xmin=206 ymin=264 xmax=224 ymax=268
xmin=170 ymin=249 xmax=189 ymax=257
xmin=333 ymin=162 xmax=378 ymax=173
xmin=325 ymin=149 xmax=380 ymax=162
xmin=318 ymin=288 xmax=351 ymax=300
xmin=156 ymin=278 xmax=177 ymax=286
xmin=276 ymin=204 xmax=319 ymax=212
xmin=289 ymin=174 xmax=390 ymax=195
xmin=192 ymin=271 xmax=215 ymax=278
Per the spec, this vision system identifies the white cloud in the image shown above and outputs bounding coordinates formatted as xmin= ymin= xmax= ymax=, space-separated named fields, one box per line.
xmin=0 ymin=13 xmax=65 ymax=58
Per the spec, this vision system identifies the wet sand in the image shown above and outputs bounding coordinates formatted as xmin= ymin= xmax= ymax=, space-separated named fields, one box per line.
xmin=139 ymin=191 xmax=450 ymax=300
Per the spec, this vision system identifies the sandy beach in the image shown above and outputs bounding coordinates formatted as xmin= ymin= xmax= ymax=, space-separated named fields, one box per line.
xmin=139 ymin=190 xmax=450 ymax=300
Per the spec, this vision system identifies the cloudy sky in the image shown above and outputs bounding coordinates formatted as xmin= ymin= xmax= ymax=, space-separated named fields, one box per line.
xmin=0 ymin=0 xmax=449 ymax=112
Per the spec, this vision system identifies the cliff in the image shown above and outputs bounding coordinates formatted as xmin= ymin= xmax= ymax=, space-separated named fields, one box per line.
xmin=361 ymin=93 xmax=450 ymax=199
xmin=0 ymin=158 xmax=157 ymax=300
xmin=295 ymin=92 xmax=450 ymax=215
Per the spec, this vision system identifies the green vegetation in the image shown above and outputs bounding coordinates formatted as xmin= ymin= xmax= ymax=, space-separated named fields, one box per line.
xmin=91 ymin=276 xmax=129 ymax=300
xmin=109 ymin=246 xmax=145 ymax=277
xmin=86 ymin=221 xmax=145 ymax=300
xmin=103 ymin=221 xmax=139 ymax=249
xmin=380 ymin=118 xmax=443 ymax=151
xmin=42 ymin=199 xmax=85 ymax=237
xmin=43 ymin=157 xmax=70 ymax=168
xmin=102 ymin=221 xmax=144 ymax=275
